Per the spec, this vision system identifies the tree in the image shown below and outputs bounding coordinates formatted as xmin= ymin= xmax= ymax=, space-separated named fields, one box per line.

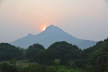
xmin=36 ymin=49 xmax=56 ymax=65
xmin=82 ymin=38 xmax=108 ymax=72
xmin=87 ymin=44 xmax=108 ymax=72
xmin=36 ymin=41 xmax=82 ymax=65
xmin=48 ymin=41 xmax=81 ymax=65
xmin=25 ymin=43 xmax=45 ymax=61
xmin=0 ymin=43 xmax=24 ymax=60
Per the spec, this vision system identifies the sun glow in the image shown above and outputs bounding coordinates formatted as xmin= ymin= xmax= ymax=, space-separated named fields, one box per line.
xmin=43 ymin=27 xmax=46 ymax=31
xmin=40 ymin=24 xmax=49 ymax=31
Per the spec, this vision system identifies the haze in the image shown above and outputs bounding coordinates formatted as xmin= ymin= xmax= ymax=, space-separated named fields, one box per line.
xmin=0 ymin=0 xmax=108 ymax=42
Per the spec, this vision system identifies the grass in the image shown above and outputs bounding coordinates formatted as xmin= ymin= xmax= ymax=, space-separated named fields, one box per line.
xmin=0 ymin=60 xmax=9 ymax=63
xmin=0 ymin=60 xmax=87 ymax=72
xmin=16 ymin=60 xmax=35 ymax=66
xmin=0 ymin=60 xmax=35 ymax=66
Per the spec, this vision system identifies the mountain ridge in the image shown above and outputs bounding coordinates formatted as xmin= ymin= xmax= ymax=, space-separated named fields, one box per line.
xmin=10 ymin=25 xmax=96 ymax=49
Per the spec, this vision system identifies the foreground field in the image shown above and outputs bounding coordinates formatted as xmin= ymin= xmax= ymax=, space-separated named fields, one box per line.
xmin=0 ymin=60 xmax=34 ymax=66
xmin=0 ymin=60 xmax=86 ymax=72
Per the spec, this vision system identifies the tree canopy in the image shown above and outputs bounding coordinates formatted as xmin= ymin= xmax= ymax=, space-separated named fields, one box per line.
xmin=0 ymin=43 xmax=23 ymax=60
xmin=80 ymin=38 xmax=108 ymax=72
xmin=25 ymin=43 xmax=45 ymax=61
xmin=36 ymin=41 xmax=82 ymax=65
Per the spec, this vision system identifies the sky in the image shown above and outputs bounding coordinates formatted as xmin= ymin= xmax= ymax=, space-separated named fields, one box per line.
xmin=0 ymin=0 xmax=108 ymax=42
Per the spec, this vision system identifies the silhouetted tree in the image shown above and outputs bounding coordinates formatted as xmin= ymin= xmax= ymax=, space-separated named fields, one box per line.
xmin=25 ymin=43 xmax=45 ymax=61
xmin=36 ymin=41 xmax=82 ymax=65
xmin=0 ymin=43 xmax=24 ymax=60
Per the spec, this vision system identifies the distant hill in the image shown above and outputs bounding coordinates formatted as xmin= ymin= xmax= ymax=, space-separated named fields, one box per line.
xmin=77 ymin=40 xmax=96 ymax=49
xmin=10 ymin=25 xmax=96 ymax=49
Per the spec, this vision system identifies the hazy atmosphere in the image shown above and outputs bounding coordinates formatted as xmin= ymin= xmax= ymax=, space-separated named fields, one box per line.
xmin=0 ymin=0 xmax=108 ymax=42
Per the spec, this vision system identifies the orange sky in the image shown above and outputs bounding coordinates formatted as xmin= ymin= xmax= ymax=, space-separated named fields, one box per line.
xmin=0 ymin=0 xmax=108 ymax=42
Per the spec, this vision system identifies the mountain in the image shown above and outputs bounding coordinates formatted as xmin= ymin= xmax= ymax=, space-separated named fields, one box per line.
xmin=77 ymin=40 xmax=96 ymax=49
xmin=10 ymin=25 xmax=96 ymax=49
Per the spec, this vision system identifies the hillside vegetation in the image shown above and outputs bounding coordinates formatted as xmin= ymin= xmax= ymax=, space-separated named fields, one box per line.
xmin=0 ymin=38 xmax=108 ymax=72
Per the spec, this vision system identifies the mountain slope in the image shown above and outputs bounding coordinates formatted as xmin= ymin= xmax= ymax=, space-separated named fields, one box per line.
xmin=10 ymin=25 xmax=96 ymax=49
xmin=77 ymin=40 xmax=96 ymax=49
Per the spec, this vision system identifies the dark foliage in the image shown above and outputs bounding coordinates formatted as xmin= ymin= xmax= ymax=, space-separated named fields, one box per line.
xmin=36 ymin=41 xmax=82 ymax=65
xmin=0 ymin=43 xmax=24 ymax=60
xmin=0 ymin=38 xmax=108 ymax=72
xmin=81 ymin=38 xmax=108 ymax=72
xmin=0 ymin=63 xmax=18 ymax=72
xmin=25 ymin=43 xmax=45 ymax=61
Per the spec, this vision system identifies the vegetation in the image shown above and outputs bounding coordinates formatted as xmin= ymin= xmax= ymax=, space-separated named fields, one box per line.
xmin=36 ymin=41 xmax=82 ymax=65
xmin=0 ymin=61 xmax=79 ymax=72
xmin=0 ymin=43 xmax=24 ymax=60
xmin=25 ymin=43 xmax=45 ymax=61
xmin=85 ymin=39 xmax=108 ymax=72
xmin=0 ymin=39 xmax=108 ymax=72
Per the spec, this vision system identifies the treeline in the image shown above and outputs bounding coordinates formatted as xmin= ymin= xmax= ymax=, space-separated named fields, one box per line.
xmin=81 ymin=39 xmax=108 ymax=72
xmin=0 ymin=43 xmax=24 ymax=60
xmin=0 ymin=39 xmax=108 ymax=72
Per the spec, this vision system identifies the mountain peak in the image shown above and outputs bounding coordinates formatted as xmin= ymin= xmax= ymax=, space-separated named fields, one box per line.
xmin=44 ymin=25 xmax=63 ymax=32
xmin=45 ymin=25 xmax=56 ymax=29
xmin=48 ymin=25 xmax=55 ymax=27
xmin=27 ymin=33 xmax=33 ymax=36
